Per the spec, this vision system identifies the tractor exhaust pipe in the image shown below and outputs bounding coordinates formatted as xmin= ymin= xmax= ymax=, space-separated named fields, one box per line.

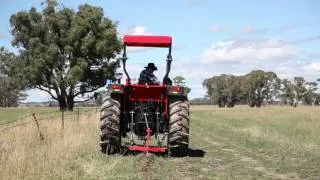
xmin=121 ymin=46 xmax=131 ymax=84
xmin=163 ymin=46 xmax=172 ymax=84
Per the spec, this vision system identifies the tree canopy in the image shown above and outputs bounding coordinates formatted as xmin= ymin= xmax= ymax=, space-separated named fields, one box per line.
xmin=0 ymin=47 xmax=26 ymax=107
xmin=8 ymin=1 xmax=122 ymax=110
xmin=203 ymin=70 xmax=318 ymax=107
xmin=203 ymin=74 xmax=244 ymax=107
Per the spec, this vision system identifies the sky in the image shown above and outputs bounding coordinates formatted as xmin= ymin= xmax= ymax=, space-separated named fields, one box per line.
xmin=0 ymin=0 xmax=320 ymax=102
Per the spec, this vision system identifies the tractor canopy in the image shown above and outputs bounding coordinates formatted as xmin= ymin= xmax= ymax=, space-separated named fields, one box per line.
xmin=123 ymin=35 xmax=172 ymax=47
xmin=121 ymin=35 xmax=173 ymax=85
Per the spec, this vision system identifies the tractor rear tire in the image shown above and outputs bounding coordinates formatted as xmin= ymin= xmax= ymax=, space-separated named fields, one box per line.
xmin=100 ymin=97 xmax=121 ymax=154
xmin=169 ymin=100 xmax=189 ymax=156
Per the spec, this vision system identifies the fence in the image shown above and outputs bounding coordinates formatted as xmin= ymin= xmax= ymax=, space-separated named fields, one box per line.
xmin=0 ymin=107 xmax=97 ymax=135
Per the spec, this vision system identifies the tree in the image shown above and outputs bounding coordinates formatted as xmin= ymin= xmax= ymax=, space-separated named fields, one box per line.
xmin=0 ymin=76 xmax=26 ymax=107
xmin=245 ymin=70 xmax=280 ymax=107
xmin=203 ymin=76 xmax=225 ymax=107
xmin=265 ymin=72 xmax=281 ymax=103
xmin=292 ymin=77 xmax=307 ymax=107
xmin=0 ymin=48 xmax=26 ymax=107
xmin=203 ymin=74 xmax=243 ymax=107
xmin=8 ymin=1 xmax=122 ymax=110
xmin=220 ymin=74 xmax=244 ymax=107
xmin=280 ymin=79 xmax=295 ymax=105
xmin=304 ymin=81 xmax=318 ymax=106
xmin=173 ymin=76 xmax=191 ymax=94
xmin=279 ymin=77 xmax=315 ymax=107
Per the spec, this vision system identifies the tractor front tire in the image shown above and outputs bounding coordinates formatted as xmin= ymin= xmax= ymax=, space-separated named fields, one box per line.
xmin=169 ymin=100 xmax=189 ymax=156
xmin=100 ymin=97 xmax=121 ymax=154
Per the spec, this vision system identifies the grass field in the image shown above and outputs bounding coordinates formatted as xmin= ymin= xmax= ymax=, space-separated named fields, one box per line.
xmin=0 ymin=107 xmax=97 ymax=125
xmin=0 ymin=107 xmax=59 ymax=125
xmin=0 ymin=106 xmax=319 ymax=179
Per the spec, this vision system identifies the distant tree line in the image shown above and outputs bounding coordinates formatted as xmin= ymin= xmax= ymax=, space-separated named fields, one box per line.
xmin=203 ymin=70 xmax=319 ymax=107
xmin=189 ymin=96 xmax=214 ymax=105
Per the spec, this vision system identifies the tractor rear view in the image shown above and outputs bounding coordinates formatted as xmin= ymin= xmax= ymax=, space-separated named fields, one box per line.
xmin=100 ymin=35 xmax=189 ymax=156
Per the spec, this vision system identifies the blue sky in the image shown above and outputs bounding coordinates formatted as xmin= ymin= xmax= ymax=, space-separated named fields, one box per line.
xmin=0 ymin=0 xmax=319 ymax=101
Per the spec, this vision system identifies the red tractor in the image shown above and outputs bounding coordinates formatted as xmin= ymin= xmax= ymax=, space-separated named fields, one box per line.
xmin=100 ymin=35 xmax=189 ymax=156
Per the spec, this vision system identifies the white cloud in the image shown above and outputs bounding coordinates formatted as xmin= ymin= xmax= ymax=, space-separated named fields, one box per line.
xmin=121 ymin=26 xmax=186 ymax=53
xmin=178 ymin=36 xmax=319 ymax=98
xmin=292 ymin=35 xmax=320 ymax=44
xmin=126 ymin=26 xmax=152 ymax=36
xmin=304 ymin=62 xmax=320 ymax=71
xmin=202 ymin=38 xmax=299 ymax=63
xmin=126 ymin=46 xmax=150 ymax=53
xmin=122 ymin=26 xmax=154 ymax=53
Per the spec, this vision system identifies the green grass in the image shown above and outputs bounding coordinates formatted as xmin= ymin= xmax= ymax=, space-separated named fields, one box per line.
xmin=0 ymin=107 xmax=97 ymax=125
xmin=1 ymin=106 xmax=320 ymax=179
xmin=188 ymin=106 xmax=320 ymax=179
xmin=0 ymin=107 xmax=59 ymax=125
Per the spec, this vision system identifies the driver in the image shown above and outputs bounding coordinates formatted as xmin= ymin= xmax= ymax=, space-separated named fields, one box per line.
xmin=138 ymin=63 xmax=160 ymax=85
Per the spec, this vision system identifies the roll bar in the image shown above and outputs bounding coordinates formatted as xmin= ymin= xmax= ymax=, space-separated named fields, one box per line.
xmin=120 ymin=35 xmax=173 ymax=85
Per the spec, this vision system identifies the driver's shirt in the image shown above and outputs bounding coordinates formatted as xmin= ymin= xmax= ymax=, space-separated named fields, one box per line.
xmin=138 ymin=70 xmax=160 ymax=85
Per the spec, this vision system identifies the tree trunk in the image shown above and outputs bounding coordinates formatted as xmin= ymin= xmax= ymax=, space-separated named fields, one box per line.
xmin=57 ymin=96 xmax=68 ymax=111
xmin=57 ymin=95 xmax=75 ymax=111
xmin=67 ymin=96 xmax=74 ymax=111
xmin=256 ymin=101 xmax=262 ymax=107
xmin=293 ymin=98 xmax=298 ymax=108
xmin=312 ymin=97 xmax=316 ymax=107
xmin=218 ymin=100 xmax=223 ymax=108
xmin=249 ymin=100 xmax=255 ymax=107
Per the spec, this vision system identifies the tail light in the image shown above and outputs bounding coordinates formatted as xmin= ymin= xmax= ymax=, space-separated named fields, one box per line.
xmin=168 ymin=86 xmax=183 ymax=94
xmin=112 ymin=85 xmax=123 ymax=92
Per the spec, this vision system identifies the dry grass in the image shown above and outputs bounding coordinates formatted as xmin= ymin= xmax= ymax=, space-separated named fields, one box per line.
xmin=0 ymin=106 xmax=319 ymax=179
xmin=0 ymin=111 xmax=98 ymax=180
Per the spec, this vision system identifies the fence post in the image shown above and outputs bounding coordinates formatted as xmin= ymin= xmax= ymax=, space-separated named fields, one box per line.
xmin=61 ymin=110 xmax=64 ymax=129
xmin=32 ymin=113 xmax=44 ymax=141
xmin=77 ymin=107 xmax=80 ymax=121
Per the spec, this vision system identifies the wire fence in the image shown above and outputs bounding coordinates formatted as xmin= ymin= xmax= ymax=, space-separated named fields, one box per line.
xmin=0 ymin=107 xmax=98 ymax=134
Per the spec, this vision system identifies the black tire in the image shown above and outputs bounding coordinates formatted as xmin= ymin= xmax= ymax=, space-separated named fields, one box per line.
xmin=168 ymin=100 xmax=189 ymax=156
xmin=100 ymin=97 xmax=121 ymax=154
